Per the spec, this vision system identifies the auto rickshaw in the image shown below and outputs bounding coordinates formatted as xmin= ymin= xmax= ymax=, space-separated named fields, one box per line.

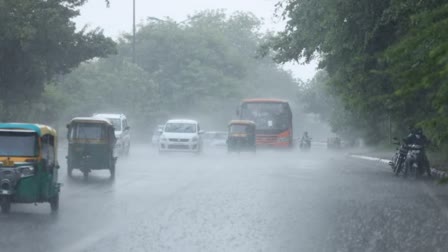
xmin=0 ymin=123 xmax=61 ymax=213
xmin=67 ymin=117 xmax=117 ymax=180
xmin=227 ymin=120 xmax=256 ymax=152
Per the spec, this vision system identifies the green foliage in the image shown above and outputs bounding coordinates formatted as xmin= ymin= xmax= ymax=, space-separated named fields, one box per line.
xmin=267 ymin=0 xmax=448 ymax=145
xmin=384 ymin=3 xmax=448 ymax=145
xmin=48 ymin=10 xmax=299 ymax=132
xmin=0 ymin=0 xmax=116 ymax=121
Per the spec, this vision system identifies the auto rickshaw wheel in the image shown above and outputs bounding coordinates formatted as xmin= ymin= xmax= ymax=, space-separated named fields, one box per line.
xmin=1 ymin=197 xmax=11 ymax=214
xmin=50 ymin=194 xmax=59 ymax=213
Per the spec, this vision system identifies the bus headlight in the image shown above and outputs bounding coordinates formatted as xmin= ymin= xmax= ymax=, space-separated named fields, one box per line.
xmin=17 ymin=166 xmax=35 ymax=178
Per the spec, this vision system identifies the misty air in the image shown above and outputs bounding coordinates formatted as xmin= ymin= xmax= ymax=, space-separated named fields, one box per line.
xmin=1 ymin=1 xmax=448 ymax=252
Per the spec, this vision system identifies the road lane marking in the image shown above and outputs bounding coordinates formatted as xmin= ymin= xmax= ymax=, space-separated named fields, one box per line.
xmin=350 ymin=154 xmax=390 ymax=164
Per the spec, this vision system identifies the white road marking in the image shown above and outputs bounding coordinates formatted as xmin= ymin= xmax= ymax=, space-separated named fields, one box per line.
xmin=350 ymin=154 xmax=390 ymax=164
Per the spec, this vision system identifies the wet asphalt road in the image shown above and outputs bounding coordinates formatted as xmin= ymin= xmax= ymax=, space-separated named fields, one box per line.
xmin=1 ymin=144 xmax=448 ymax=252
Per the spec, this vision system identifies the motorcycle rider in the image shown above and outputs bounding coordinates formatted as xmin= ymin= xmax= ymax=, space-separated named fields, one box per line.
xmin=300 ymin=131 xmax=311 ymax=148
xmin=404 ymin=127 xmax=431 ymax=176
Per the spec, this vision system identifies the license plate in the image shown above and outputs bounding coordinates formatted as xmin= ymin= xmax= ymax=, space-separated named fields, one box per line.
xmin=1 ymin=190 xmax=9 ymax=195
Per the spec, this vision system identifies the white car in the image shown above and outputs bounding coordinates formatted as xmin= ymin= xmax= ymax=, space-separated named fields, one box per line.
xmin=93 ymin=113 xmax=131 ymax=155
xmin=159 ymin=119 xmax=203 ymax=153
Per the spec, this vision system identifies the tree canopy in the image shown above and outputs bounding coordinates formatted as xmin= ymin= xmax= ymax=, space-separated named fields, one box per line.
xmin=0 ymin=0 xmax=116 ymax=120
xmin=42 ymin=10 xmax=299 ymax=132
xmin=266 ymin=0 xmax=448 ymax=145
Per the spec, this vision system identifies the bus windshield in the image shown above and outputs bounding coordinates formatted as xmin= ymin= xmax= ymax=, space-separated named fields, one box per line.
xmin=0 ymin=131 xmax=38 ymax=157
xmin=240 ymin=102 xmax=291 ymax=131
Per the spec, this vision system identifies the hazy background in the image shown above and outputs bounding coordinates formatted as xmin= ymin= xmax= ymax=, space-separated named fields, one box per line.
xmin=75 ymin=0 xmax=318 ymax=82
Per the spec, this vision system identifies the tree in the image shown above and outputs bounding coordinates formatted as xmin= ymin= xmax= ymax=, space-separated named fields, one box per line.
xmin=0 ymin=0 xmax=116 ymax=120
xmin=265 ymin=0 xmax=448 ymax=145
xmin=384 ymin=3 xmax=448 ymax=145
xmin=51 ymin=10 xmax=300 ymax=132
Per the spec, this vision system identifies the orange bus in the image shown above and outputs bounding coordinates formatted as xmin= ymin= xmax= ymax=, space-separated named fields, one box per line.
xmin=238 ymin=98 xmax=293 ymax=148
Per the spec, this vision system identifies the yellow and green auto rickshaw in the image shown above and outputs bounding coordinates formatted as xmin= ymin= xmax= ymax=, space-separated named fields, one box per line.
xmin=67 ymin=117 xmax=117 ymax=180
xmin=0 ymin=123 xmax=61 ymax=213
xmin=227 ymin=120 xmax=256 ymax=153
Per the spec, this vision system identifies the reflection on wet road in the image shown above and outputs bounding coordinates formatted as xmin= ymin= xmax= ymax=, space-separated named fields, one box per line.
xmin=1 ymin=144 xmax=448 ymax=252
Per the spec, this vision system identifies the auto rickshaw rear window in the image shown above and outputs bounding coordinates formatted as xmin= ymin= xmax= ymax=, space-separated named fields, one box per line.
xmin=230 ymin=125 xmax=249 ymax=133
xmin=70 ymin=123 xmax=107 ymax=140
xmin=0 ymin=131 xmax=38 ymax=157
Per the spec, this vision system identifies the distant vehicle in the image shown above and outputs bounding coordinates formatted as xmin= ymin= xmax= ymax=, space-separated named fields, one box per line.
xmin=238 ymin=98 xmax=293 ymax=148
xmin=299 ymin=132 xmax=312 ymax=151
xmin=299 ymin=138 xmax=312 ymax=151
xmin=159 ymin=119 xmax=203 ymax=153
xmin=390 ymin=137 xmax=408 ymax=176
xmin=151 ymin=125 xmax=164 ymax=146
xmin=93 ymin=113 xmax=130 ymax=155
xmin=203 ymin=131 xmax=228 ymax=147
xmin=227 ymin=120 xmax=256 ymax=153
xmin=67 ymin=117 xmax=117 ymax=180
xmin=404 ymin=144 xmax=426 ymax=179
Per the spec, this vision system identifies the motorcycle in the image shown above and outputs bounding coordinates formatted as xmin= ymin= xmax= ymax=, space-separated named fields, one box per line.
xmin=403 ymin=144 xmax=425 ymax=179
xmin=299 ymin=137 xmax=312 ymax=151
xmin=389 ymin=138 xmax=408 ymax=176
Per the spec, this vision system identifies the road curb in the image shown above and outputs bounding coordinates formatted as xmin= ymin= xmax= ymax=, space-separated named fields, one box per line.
xmin=349 ymin=154 xmax=448 ymax=180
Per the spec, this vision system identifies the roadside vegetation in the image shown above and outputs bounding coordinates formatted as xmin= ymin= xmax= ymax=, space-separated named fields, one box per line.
xmin=53 ymin=10 xmax=299 ymax=132
xmin=263 ymin=0 xmax=448 ymax=159
xmin=1 ymin=0 xmax=446 ymax=155
xmin=0 ymin=1 xmax=299 ymax=134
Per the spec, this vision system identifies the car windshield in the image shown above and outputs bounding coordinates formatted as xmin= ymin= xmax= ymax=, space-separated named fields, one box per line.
xmin=164 ymin=123 xmax=197 ymax=133
xmin=0 ymin=131 xmax=38 ymax=157
xmin=70 ymin=123 xmax=106 ymax=140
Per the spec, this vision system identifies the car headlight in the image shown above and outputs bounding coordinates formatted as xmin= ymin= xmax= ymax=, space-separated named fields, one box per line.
xmin=17 ymin=166 xmax=35 ymax=178
xmin=160 ymin=136 xmax=167 ymax=142
xmin=278 ymin=137 xmax=289 ymax=143
xmin=192 ymin=136 xmax=198 ymax=142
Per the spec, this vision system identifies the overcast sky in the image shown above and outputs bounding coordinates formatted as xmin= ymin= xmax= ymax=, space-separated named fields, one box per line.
xmin=75 ymin=0 xmax=318 ymax=81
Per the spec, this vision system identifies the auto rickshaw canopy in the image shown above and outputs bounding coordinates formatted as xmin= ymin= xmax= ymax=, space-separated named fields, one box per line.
xmin=228 ymin=120 xmax=255 ymax=126
xmin=68 ymin=117 xmax=114 ymax=127
xmin=67 ymin=117 xmax=116 ymax=145
xmin=0 ymin=123 xmax=57 ymax=137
